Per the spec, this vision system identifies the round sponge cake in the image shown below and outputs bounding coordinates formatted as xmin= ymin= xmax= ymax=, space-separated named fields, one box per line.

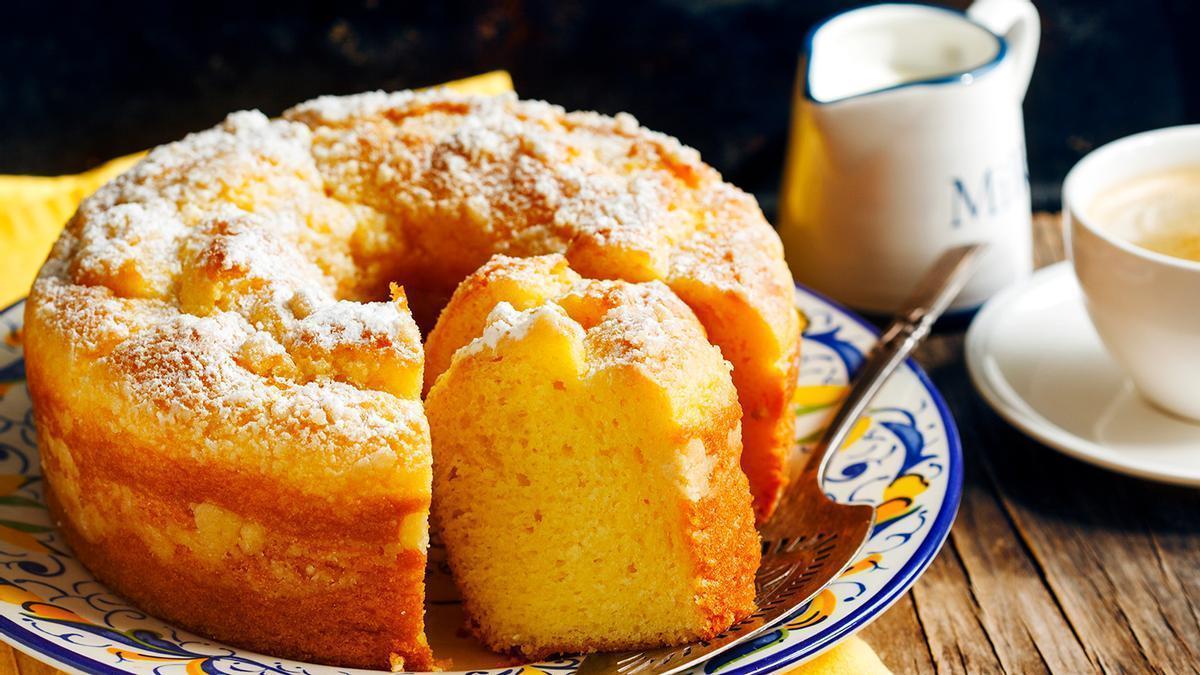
xmin=426 ymin=256 xmax=760 ymax=658
xmin=23 ymin=89 xmax=798 ymax=668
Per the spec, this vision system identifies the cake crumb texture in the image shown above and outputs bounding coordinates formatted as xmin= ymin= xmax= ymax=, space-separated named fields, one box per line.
xmin=426 ymin=256 xmax=759 ymax=659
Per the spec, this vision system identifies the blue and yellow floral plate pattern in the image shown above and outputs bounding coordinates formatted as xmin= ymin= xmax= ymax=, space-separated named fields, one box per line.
xmin=0 ymin=287 xmax=961 ymax=675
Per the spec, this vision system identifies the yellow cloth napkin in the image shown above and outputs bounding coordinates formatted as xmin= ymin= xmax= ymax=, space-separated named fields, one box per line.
xmin=0 ymin=69 xmax=888 ymax=675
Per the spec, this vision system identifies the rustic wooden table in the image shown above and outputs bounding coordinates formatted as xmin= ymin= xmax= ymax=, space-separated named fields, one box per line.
xmin=0 ymin=215 xmax=1196 ymax=675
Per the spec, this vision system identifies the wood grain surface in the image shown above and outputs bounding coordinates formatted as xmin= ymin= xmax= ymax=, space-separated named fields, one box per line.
xmin=1 ymin=214 xmax=1196 ymax=674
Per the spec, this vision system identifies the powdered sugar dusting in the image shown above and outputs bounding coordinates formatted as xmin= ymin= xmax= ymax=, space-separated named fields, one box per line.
xmin=27 ymin=107 xmax=430 ymax=474
xmin=289 ymin=300 xmax=418 ymax=354
xmin=282 ymin=89 xmax=789 ymax=303
xmin=454 ymin=270 xmax=731 ymax=388
xmin=457 ymin=301 xmax=572 ymax=359
xmin=577 ymin=279 xmax=729 ymax=378
xmin=26 ymin=88 xmax=794 ymax=478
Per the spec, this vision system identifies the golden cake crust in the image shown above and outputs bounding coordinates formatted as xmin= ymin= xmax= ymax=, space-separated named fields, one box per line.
xmin=24 ymin=89 xmax=796 ymax=668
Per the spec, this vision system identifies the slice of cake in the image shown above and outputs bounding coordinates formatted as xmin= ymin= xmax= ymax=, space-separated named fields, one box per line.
xmin=425 ymin=255 xmax=759 ymax=659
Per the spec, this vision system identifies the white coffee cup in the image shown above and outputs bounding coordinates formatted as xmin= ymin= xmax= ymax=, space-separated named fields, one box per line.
xmin=779 ymin=0 xmax=1039 ymax=314
xmin=1064 ymin=125 xmax=1200 ymax=421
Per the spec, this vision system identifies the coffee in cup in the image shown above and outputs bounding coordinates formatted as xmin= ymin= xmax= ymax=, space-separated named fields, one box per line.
xmin=1087 ymin=167 xmax=1200 ymax=263
xmin=1065 ymin=125 xmax=1200 ymax=421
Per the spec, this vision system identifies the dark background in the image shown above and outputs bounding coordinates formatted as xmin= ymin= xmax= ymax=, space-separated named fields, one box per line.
xmin=3 ymin=0 xmax=1199 ymax=214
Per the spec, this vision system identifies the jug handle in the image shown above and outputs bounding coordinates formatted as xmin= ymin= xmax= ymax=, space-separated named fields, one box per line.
xmin=968 ymin=0 xmax=1040 ymax=102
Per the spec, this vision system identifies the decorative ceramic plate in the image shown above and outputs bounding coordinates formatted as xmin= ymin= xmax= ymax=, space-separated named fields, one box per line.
xmin=0 ymin=288 xmax=960 ymax=675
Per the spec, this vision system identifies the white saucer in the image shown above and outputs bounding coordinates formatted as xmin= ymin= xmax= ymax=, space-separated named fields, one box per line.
xmin=966 ymin=262 xmax=1200 ymax=486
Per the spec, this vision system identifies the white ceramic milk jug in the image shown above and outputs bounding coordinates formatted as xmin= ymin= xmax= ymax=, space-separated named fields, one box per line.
xmin=779 ymin=0 xmax=1040 ymax=314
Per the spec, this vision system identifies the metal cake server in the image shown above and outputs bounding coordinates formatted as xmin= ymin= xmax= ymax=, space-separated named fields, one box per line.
xmin=577 ymin=243 xmax=986 ymax=675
